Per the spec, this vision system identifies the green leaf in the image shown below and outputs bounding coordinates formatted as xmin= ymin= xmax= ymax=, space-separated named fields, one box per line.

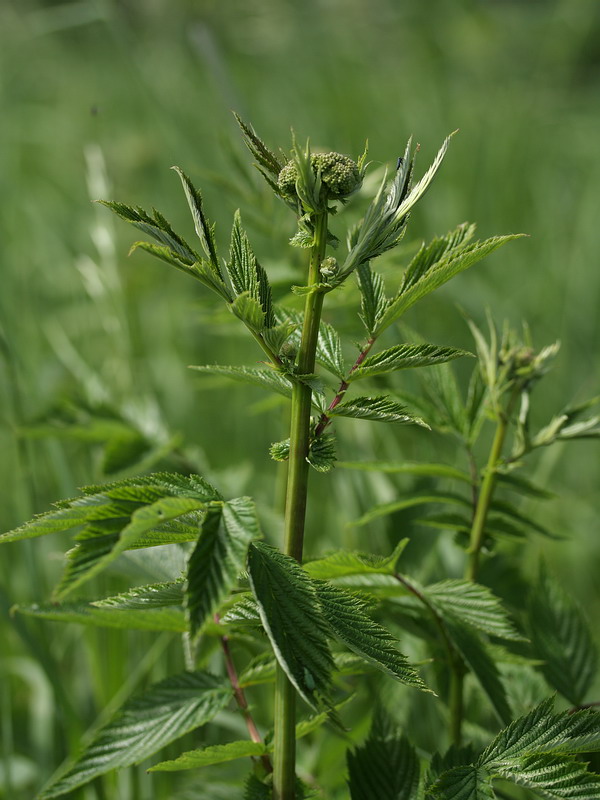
xmin=432 ymin=693 xmax=600 ymax=800
xmin=528 ymin=567 xmax=598 ymax=705
xmin=226 ymin=210 xmax=274 ymax=327
xmin=352 ymin=492 xmax=470 ymax=527
xmin=149 ymin=740 xmax=268 ymax=772
xmin=94 ymin=580 xmax=185 ymax=609
xmin=433 ymin=766 xmax=495 ymax=800
xmin=316 ymin=320 xmax=346 ymax=379
xmin=399 ymin=222 xmax=476 ymax=295
xmin=233 ymin=113 xmax=284 ymax=185
xmin=230 ymin=291 xmax=268 ymax=332
xmin=349 ymin=343 xmax=472 ymax=382
xmin=424 ymin=580 xmax=524 ymax=642
xmin=171 ymin=166 xmax=221 ymax=274
xmin=307 ymin=431 xmax=336 ymax=472
xmin=347 ymin=712 xmax=421 ymax=800
xmin=316 ymin=582 xmax=427 ymax=690
xmin=495 ymin=472 xmax=555 ymax=500
xmin=444 ymin=618 xmax=512 ymax=725
xmin=481 ymin=698 xmax=600 ymax=762
xmin=305 ymin=540 xmax=409 ymax=580
xmin=15 ymin=599 xmax=186 ymax=632
xmin=190 ymin=364 xmax=294 ymax=399
xmin=377 ymin=235 xmax=524 ymax=334
xmin=55 ymin=495 xmax=208 ymax=599
xmin=186 ymin=497 xmax=260 ymax=637
xmin=356 ymin=262 xmax=389 ymax=336
xmin=247 ymin=542 xmax=335 ymax=710
xmin=1 ymin=473 xmax=220 ymax=544
xmin=330 ymin=396 xmax=428 ymax=426
xmin=38 ymin=671 xmax=231 ymax=798
xmin=99 ymin=201 xmax=199 ymax=264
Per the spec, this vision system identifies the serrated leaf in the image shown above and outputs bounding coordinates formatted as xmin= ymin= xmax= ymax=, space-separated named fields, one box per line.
xmin=348 ymin=712 xmax=421 ymax=800
xmin=316 ymin=321 xmax=346 ymax=379
xmin=94 ymin=580 xmax=185 ymax=609
xmin=349 ymin=343 xmax=472 ymax=382
xmin=445 ymin=619 xmax=512 ymax=725
xmin=55 ymin=495 xmax=208 ymax=599
xmin=226 ymin=210 xmax=274 ymax=327
xmin=233 ymin=113 xmax=284 ymax=183
xmin=190 ymin=364 xmax=294 ymax=399
xmin=433 ymin=765 xmax=495 ymax=800
xmin=15 ymin=600 xmax=186 ymax=632
xmin=495 ymin=472 xmax=555 ymax=500
xmin=424 ymin=580 xmax=524 ymax=642
xmin=230 ymin=291 xmax=268 ymax=332
xmin=186 ymin=497 xmax=260 ymax=637
xmin=307 ymin=431 xmax=336 ymax=472
xmin=99 ymin=201 xmax=199 ymax=264
xmin=377 ymin=235 xmax=524 ymax=335
xmin=305 ymin=540 xmax=409 ymax=580
xmin=432 ymin=701 xmax=600 ymax=800
xmin=356 ymin=261 xmax=389 ymax=336
xmin=38 ymin=671 xmax=231 ymax=798
xmin=171 ymin=166 xmax=221 ymax=273
xmin=247 ymin=542 xmax=334 ymax=710
xmin=400 ymin=222 xmax=476 ymax=295
xmin=149 ymin=740 xmax=268 ymax=772
xmin=528 ymin=568 xmax=598 ymax=705
xmin=316 ymin=581 xmax=427 ymax=690
xmin=330 ymin=395 xmax=427 ymax=426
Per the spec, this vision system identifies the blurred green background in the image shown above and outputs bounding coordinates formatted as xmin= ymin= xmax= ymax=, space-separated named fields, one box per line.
xmin=1 ymin=0 xmax=600 ymax=797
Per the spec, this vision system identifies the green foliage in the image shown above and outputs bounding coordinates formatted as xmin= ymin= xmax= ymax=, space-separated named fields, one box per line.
xmin=185 ymin=496 xmax=260 ymax=637
xmin=527 ymin=568 xmax=598 ymax=705
xmin=330 ymin=396 xmax=428 ymax=425
xmin=348 ymin=343 xmax=472 ymax=382
xmin=247 ymin=542 xmax=335 ymax=710
xmin=431 ymin=699 xmax=600 ymax=800
xmin=4 ymin=106 xmax=597 ymax=800
xmin=347 ymin=712 xmax=421 ymax=800
xmin=316 ymin=581 xmax=427 ymax=690
xmin=38 ymin=672 xmax=231 ymax=798
xmin=150 ymin=740 xmax=269 ymax=772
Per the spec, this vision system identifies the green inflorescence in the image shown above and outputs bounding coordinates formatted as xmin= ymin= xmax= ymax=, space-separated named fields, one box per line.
xmin=278 ymin=152 xmax=361 ymax=201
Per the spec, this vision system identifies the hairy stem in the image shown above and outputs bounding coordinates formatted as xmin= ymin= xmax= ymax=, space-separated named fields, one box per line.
xmin=273 ymin=211 xmax=329 ymax=800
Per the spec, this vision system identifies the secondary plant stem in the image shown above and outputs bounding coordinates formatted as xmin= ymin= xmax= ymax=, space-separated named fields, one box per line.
xmin=218 ymin=618 xmax=273 ymax=773
xmin=273 ymin=211 xmax=329 ymax=800
xmin=452 ymin=392 xmax=518 ymax=744
xmin=314 ymin=336 xmax=376 ymax=437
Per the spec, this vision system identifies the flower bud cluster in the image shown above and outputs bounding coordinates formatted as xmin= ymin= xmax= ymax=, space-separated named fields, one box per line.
xmin=278 ymin=152 xmax=361 ymax=202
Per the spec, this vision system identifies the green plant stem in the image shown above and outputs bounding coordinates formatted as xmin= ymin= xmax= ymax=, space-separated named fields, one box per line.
xmin=395 ymin=573 xmax=464 ymax=746
xmin=273 ymin=211 xmax=328 ymax=800
xmin=451 ymin=394 xmax=518 ymax=745
xmin=466 ymin=400 xmax=515 ymax=582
